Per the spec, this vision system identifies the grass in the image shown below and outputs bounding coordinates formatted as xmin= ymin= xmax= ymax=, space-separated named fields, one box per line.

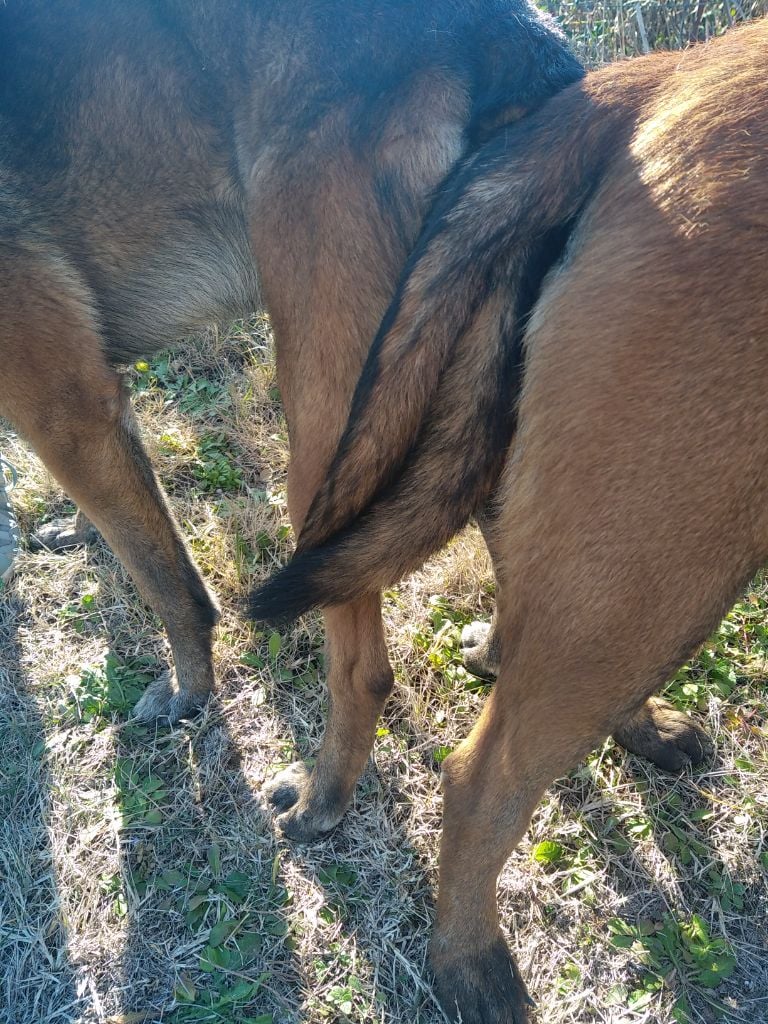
xmin=3 ymin=7 xmax=768 ymax=1023
xmin=546 ymin=0 xmax=768 ymax=62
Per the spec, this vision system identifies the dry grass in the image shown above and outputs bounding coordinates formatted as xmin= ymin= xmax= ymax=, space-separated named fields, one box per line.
xmin=546 ymin=0 xmax=768 ymax=63
xmin=2 ymin=318 xmax=767 ymax=1024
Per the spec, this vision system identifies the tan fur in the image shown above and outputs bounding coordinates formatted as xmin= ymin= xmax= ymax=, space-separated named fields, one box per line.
xmin=437 ymin=25 xmax=768 ymax=1019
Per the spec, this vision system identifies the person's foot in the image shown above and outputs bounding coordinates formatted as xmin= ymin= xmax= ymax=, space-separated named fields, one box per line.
xmin=0 ymin=459 xmax=20 ymax=584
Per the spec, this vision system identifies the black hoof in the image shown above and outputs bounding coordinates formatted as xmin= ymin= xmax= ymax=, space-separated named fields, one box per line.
xmin=614 ymin=697 xmax=714 ymax=772
xmin=30 ymin=514 xmax=99 ymax=552
xmin=264 ymin=762 xmax=347 ymax=842
xmin=431 ymin=934 xmax=534 ymax=1024
xmin=264 ymin=762 xmax=309 ymax=813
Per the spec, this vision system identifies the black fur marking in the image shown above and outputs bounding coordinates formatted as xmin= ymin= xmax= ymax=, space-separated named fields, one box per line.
xmin=250 ymin=210 xmax=579 ymax=626
xmin=297 ymin=94 xmax=591 ymax=554
xmin=431 ymin=936 xmax=534 ymax=1024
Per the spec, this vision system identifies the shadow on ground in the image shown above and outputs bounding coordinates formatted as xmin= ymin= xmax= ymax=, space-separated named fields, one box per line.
xmin=0 ymin=593 xmax=90 ymax=1024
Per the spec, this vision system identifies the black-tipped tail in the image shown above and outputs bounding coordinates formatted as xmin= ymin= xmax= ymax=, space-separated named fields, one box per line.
xmin=249 ymin=546 xmax=339 ymax=626
xmin=251 ymin=80 xmax=623 ymax=624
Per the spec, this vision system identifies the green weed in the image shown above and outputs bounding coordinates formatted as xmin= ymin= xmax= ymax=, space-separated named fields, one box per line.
xmin=193 ymin=433 xmax=244 ymax=493
xmin=411 ymin=595 xmax=483 ymax=690
xmin=610 ymin=913 xmax=737 ymax=1017
xmin=132 ymin=355 xmax=231 ymax=416
xmin=66 ymin=654 xmax=154 ymax=724
xmin=114 ymin=757 xmax=168 ymax=828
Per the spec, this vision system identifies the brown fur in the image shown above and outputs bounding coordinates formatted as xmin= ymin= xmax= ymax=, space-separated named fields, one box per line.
xmin=252 ymin=20 xmax=768 ymax=1020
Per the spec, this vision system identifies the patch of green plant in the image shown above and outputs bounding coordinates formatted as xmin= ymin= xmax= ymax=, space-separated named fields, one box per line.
xmin=317 ymin=864 xmax=357 ymax=892
xmin=371 ymin=724 xmax=406 ymax=760
xmin=251 ymin=525 xmax=292 ymax=560
xmin=167 ymin=867 xmax=253 ymax=931
xmin=704 ymin=866 xmax=746 ymax=913
xmin=58 ymin=587 xmax=100 ymax=634
xmin=560 ymin=845 xmax=599 ymax=899
xmin=131 ymin=355 xmax=230 ymax=416
xmin=157 ymin=430 xmax=188 ymax=454
xmin=528 ymin=831 xmax=601 ymax=899
xmin=253 ymin=628 xmax=323 ymax=686
xmin=313 ymin=860 xmax=360 ymax=925
xmin=266 ymin=631 xmax=281 ymax=660
xmin=666 ymin=654 xmax=737 ymax=711
xmin=231 ymin=530 xmax=258 ymax=578
xmin=411 ymin=595 xmax=483 ymax=690
xmin=114 ymin=757 xmax=168 ymax=828
xmin=317 ymin=863 xmax=359 ymax=922
xmin=156 ymin=855 xmax=295 ymax=974
xmin=99 ymin=871 xmax=128 ymax=918
xmin=67 ymin=654 xmax=154 ymax=724
xmin=307 ymin=944 xmax=375 ymax=1019
xmin=170 ymin=974 xmax=271 ymax=1024
xmin=432 ymin=743 xmax=453 ymax=766
xmin=532 ymin=840 xmax=565 ymax=867
xmin=323 ymin=975 xmax=365 ymax=1019
xmin=312 ymin=943 xmax=352 ymax=979
xmin=624 ymin=813 xmax=653 ymax=842
xmin=178 ymin=377 xmax=231 ymax=415
xmin=659 ymin=820 xmax=709 ymax=867
xmin=666 ymin=589 xmax=768 ymax=711
xmin=240 ymin=651 xmax=265 ymax=670
xmin=609 ymin=913 xmax=737 ymax=999
xmin=556 ymin=962 xmax=581 ymax=996
xmin=193 ymin=433 xmax=244 ymax=493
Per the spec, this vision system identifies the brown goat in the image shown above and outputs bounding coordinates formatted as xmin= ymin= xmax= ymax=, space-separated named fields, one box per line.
xmin=252 ymin=20 xmax=768 ymax=1020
